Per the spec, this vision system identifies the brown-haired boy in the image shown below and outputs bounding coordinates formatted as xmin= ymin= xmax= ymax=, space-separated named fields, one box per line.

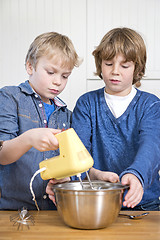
xmin=71 ymin=27 xmax=160 ymax=210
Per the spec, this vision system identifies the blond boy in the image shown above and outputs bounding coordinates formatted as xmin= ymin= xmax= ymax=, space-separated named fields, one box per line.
xmin=0 ymin=32 xmax=80 ymax=210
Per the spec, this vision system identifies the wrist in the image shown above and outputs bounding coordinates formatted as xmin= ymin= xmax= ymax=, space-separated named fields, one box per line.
xmin=22 ymin=130 xmax=34 ymax=148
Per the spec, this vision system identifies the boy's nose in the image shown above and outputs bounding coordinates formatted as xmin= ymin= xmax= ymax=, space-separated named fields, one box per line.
xmin=112 ymin=64 xmax=119 ymax=75
xmin=52 ymin=76 xmax=61 ymax=85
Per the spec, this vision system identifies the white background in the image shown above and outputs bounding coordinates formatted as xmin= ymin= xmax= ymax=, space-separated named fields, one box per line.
xmin=0 ymin=0 xmax=160 ymax=110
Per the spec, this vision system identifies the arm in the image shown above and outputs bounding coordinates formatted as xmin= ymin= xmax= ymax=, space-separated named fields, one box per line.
xmin=0 ymin=87 xmax=61 ymax=165
xmin=120 ymin=100 xmax=160 ymax=189
xmin=72 ymin=93 xmax=119 ymax=182
xmin=0 ymin=128 xmax=61 ymax=165
xmin=120 ymin=100 xmax=160 ymax=207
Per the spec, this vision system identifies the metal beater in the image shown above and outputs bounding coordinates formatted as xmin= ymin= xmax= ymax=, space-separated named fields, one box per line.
xmin=10 ymin=207 xmax=34 ymax=230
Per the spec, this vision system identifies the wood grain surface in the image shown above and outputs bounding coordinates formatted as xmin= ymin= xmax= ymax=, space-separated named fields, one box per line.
xmin=0 ymin=211 xmax=159 ymax=240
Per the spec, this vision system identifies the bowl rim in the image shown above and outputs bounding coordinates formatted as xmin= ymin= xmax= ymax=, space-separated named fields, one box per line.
xmin=52 ymin=180 xmax=129 ymax=192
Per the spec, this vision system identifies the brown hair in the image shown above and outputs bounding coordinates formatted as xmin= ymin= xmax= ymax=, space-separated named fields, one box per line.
xmin=92 ymin=27 xmax=146 ymax=84
xmin=25 ymin=32 xmax=81 ymax=70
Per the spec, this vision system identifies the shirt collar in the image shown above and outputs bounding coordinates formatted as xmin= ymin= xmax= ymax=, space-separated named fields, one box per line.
xmin=19 ymin=80 xmax=35 ymax=95
xmin=53 ymin=97 xmax=66 ymax=107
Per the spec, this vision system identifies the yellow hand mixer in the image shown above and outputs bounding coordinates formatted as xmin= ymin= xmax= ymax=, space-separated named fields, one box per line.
xmin=30 ymin=128 xmax=94 ymax=210
xmin=39 ymin=128 xmax=94 ymax=180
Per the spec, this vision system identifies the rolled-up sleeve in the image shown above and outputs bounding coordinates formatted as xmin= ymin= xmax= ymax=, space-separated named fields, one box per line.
xmin=0 ymin=88 xmax=19 ymax=140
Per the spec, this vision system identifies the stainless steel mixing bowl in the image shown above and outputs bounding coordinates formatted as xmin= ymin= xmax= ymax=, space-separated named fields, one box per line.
xmin=52 ymin=181 xmax=128 ymax=229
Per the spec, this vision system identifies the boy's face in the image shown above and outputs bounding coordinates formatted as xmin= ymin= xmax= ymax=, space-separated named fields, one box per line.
xmin=101 ymin=53 xmax=135 ymax=96
xmin=27 ymin=56 xmax=72 ymax=104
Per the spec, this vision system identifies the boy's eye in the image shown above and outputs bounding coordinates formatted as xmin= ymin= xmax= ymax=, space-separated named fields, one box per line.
xmin=122 ymin=63 xmax=131 ymax=68
xmin=63 ymin=73 xmax=71 ymax=79
xmin=46 ymin=69 xmax=54 ymax=74
xmin=63 ymin=75 xmax=69 ymax=79
xmin=47 ymin=71 xmax=54 ymax=75
xmin=122 ymin=65 xmax=129 ymax=68
xmin=105 ymin=63 xmax=112 ymax=66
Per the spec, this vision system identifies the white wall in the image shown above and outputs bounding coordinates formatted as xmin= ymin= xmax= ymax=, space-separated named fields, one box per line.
xmin=0 ymin=0 xmax=87 ymax=110
xmin=0 ymin=0 xmax=160 ymax=110
xmin=87 ymin=0 xmax=160 ymax=80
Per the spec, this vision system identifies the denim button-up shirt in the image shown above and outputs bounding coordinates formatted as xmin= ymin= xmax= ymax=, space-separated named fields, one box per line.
xmin=0 ymin=80 xmax=71 ymax=210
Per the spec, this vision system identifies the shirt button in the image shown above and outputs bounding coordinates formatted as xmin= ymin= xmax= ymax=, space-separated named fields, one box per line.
xmin=39 ymin=103 xmax=42 ymax=107
xmin=63 ymin=123 xmax=66 ymax=127
xmin=44 ymin=120 xmax=47 ymax=124
xmin=35 ymin=94 xmax=38 ymax=98
xmin=43 ymin=195 xmax=47 ymax=199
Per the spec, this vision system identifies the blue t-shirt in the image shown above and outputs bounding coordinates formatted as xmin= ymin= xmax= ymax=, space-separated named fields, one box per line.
xmin=43 ymin=100 xmax=55 ymax=122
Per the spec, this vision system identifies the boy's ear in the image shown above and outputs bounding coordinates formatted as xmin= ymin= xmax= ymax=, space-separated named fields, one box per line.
xmin=26 ymin=61 xmax=34 ymax=75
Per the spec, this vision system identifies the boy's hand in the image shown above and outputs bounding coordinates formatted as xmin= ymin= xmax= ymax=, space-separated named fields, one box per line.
xmin=46 ymin=178 xmax=70 ymax=205
xmin=25 ymin=128 xmax=61 ymax=151
xmin=0 ymin=128 xmax=62 ymax=165
xmin=121 ymin=173 xmax=144 ymax=208
xmin=89 ymin=167 xmax=119 ymax=183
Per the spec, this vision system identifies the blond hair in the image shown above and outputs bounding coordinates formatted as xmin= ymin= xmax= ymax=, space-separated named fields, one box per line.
xmin=25 ymin=32 xmax=81 ymax=70
xmin=92 ymin=27 xmax=146 ymax=84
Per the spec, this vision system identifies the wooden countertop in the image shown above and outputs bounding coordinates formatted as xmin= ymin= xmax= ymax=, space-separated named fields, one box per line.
xmin=0 ymin=210 xmax=159 ymax=240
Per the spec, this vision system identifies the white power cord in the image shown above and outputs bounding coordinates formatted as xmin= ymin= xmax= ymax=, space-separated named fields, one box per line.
xmin=29 ymin=167 xmax=46 ymax=211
